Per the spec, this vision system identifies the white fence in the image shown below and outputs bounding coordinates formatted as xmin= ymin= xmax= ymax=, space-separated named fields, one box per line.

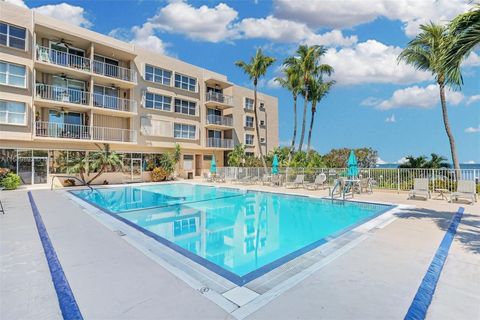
xmin=213 ymin=167 xmax=480 ymax=191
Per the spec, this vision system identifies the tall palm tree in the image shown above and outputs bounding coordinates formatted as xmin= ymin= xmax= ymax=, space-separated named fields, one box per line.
xmin=399 ymin=155 xmax=428 ymax=169
xmin=306 ymin=76 xmax=335 ymax=154
xmin=284 ymin=45 xmax=333 ymax=152
xmin=425 ymin=153 xmax=450 ymax=168
xmin=446 ymin=5 xmax=480 ymax=83
xmin=275 ymin=66 xmax=301 ymax=161
xmin=398 ymin=23 xmax=462 ymax=172
xmin=235 ymin=49 xmax=276 ymax=169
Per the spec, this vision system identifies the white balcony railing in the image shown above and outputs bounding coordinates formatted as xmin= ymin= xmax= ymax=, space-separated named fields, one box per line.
xmin=92 ymin=93 xmax=137 ymax=113
xmin=35 ymin=84 xmax=89 ymax=105
xmin=36 ymin=45 xmax=91 ymax=72
xmin=93 ymin=60 xmax=137 ymax=83
xmin=206 ymin=114 xmax=233 ymax=127
xmin=207 ymin=137 xmax=234 ymax=149
xmin=35 ymin=121 xmax=136 ymax=143
xmin=205 ymin=92 xmax=233 ymax=105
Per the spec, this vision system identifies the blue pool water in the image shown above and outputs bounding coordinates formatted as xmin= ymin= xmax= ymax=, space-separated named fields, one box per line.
xmin=72 ymin=183 xmax=392 ymax=284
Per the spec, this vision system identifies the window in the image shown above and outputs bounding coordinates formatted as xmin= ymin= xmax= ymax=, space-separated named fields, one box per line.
xmin=245 ymin=134 xmax=254 ymax=145
xmin=0 ymin=61 xmax=26 ymax=87
xmin=174 ymin=123 xmax=196 ymax=140
xmin=245 ymin=152 xmax=254 ymax=157
xmin=260 ymin=137 xmax=266 ymax=143
xmin=145 ymin=92 xmax=171 ymax=111
xmin=244 ymin=97 xmax=254 ymax=110
xmin=245 ymin=116 xmax=254 ymax=128
xmin=260 ymin=120 xmax=265 ymax=126
xmin=0 ymin=22 xmax=26 ymax=50
xmin=203 ymin=155 xmax=213 ymax=161
xmin=183 ymin=154 xmax=194 ymax=170
xmin=174 ymin=73 xmax=197 ymax=92
xmin=0 ymin=100 xmax=26 ymax=125
xmin=174 ymin=98 xmax=196 ymax=116
xmin=145 ymin=64 xmax=171 ymax=86
xmin=259 ymin=102 xmax=265 ymax=109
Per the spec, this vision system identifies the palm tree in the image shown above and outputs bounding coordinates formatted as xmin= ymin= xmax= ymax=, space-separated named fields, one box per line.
xmin=398 ymin=23 xmax=462 ymax=173
xmin=275 ymin=66 xmax=301 ymax=161
xmin=284 ymin=45 xmax=333 ymax=152
xmin=306 ymin=76 xmax=335 ymax=154
xmin=235 ymin=49 xmax=276 ymax=169
xmin=425 ymin=153 xmax=450 ymax=168
xmin=446 ymin=5 xmax=480 ymax=83
xmin=399 ymin=155 xmax=428 ymax=168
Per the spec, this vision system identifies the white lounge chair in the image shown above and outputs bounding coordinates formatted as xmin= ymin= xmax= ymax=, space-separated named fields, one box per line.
xmin=305 ymin=173 xmax=327 ymax=190
xmin=203 ymin=172 xmax=214 ymax=182
xmin=450 ymin=180 xmax=477 ymax=204
xmin=270 ymin=174 xmax=281 ymax=187
xmin=408 ymin=178 xmax=430 ymax=200
xmin=285 ymin=174 xmax=304 ymax=189
xmin=359 ymin=178 xmax=373 ymax=194
xmin=214 ymin=173 xmax=225 ymax=183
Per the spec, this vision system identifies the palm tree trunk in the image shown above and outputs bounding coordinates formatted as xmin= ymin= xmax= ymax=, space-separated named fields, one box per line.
xmin=288 ymin=95 xmax=298 ymax=162
xmin=306 ymin=104 xmax=316 ymax=154
xmin=298 ymin=88 xmax=308 ymax=152
xmin=254 ymin=80 xmax=267 ymax=170
xmin=438 ymin=83 xmax=461 ymax=176
xmin=87 ymin=166 xmax=106 ymax=185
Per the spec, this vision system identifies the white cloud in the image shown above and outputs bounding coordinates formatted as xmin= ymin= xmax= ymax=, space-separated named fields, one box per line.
xmin=6 ymin=0 xmax=92 ymax=28
xmin=109 ymin=22 xmax=169 ymax=55
xmin=273 ymin=0 xmax=473 ymax=37
xmin=462 ymin=52 xmax=480 ymax=67
xmin=148 ymin=1 xmax=238 ymax=43
xmin=467 ymin=95 xmax=480 ymax=106
xmin=397 ymin=157 xmax=407 ymax=164
xmin=385 ymin=114 xmax=396 ymax=123
xmin=376 ymin=157 xmax=387 ymax=165
xmin=465 ymin=125 xmax=480 ymax=133
xmin=236 ymin=16 xmax=357 ymax=46
xmin=364 ymin=84 xmax=464 ymax=110
xmin=465 ymin=160 xmax=476 ymax=164
xmin=323 ymin=40 xmax=431 ymax=85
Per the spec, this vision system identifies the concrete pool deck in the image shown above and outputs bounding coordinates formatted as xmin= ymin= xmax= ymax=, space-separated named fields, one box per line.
xmin=1 ymin=182 xmax=479 ymax=319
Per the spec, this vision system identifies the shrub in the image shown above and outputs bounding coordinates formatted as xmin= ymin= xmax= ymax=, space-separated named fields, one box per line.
xmin=1 ymin=173 xmax=21 ymax=190
xmin=151 ymin=167 xmax=168 ymax=182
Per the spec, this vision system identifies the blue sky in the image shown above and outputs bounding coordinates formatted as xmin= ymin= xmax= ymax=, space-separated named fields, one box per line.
xmin=18 ymin=0 xmax=480 ymax=163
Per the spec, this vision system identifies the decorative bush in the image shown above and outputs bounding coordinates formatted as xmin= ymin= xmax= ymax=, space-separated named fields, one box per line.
xmin=151 ymin=167 xmax=168 ymax=182
xmin=1 ymin=173 xmax=21 ymax=190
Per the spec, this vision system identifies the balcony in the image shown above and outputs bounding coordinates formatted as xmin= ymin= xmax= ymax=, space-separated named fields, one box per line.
xmin=205 ymin=92 xmax=234 ymax=109
xmin=35 ymin=83 xmax=89 ymax=106
xmin=35 ymin=121 xmax=136 ymax=143
xmin=205 ymin=114 xmax=233 ymax=129
xmin=93 ymin=60 xmax=137 ymax=85
xmin=36 ymin=45 xmax=91 ymax=73
xmin=92 ymin=93 xmax=137 ymax=113
xmin=206 ymin=137 xmax=234 ymax=149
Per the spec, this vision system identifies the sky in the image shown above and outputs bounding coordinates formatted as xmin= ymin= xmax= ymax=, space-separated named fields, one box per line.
xmin=11 ymin=0 xmax=480 ymax=164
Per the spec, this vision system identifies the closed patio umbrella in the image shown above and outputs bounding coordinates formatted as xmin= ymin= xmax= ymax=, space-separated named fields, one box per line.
xmin=210 ymin=154 xmax=217 ymax=174
xmin=272 ymin=154 xmax=279 ymax=175
xmin=347 ymin=150 xmax=359 ymax=177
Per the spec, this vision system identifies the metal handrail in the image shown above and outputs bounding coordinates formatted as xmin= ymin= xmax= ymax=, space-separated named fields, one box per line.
xmin=36 ymin=45 xmax=91 ymax=72
xmin=51 ymin=175 xmax=93 ymax=191
xmin=205 ymin=91 xmax=233 ymax=105
xmin=93 ymin=60 xmax=137 ymax=83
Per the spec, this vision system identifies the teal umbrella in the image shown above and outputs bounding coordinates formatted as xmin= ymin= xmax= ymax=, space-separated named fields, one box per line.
xmin=271 ymin=154 xmax=279 ymax=174
xmin=347 ymin=150 xmax=359 ymax=177
xmin=210 ymin=154 xmax=217 ymax=174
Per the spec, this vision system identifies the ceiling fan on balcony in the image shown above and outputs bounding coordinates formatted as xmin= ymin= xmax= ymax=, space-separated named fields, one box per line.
xmin=52 ymin=38 xmax=74 ymax=49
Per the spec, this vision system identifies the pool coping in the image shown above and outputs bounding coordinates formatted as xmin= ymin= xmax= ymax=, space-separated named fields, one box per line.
xmin=67 ymin=182 xmax=396 ymax=286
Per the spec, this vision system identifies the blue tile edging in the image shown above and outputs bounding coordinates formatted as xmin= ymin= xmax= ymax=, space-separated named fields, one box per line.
xmin=28 ymin=192 xmax=83 ymax=320
xmin=404 ymin=207 xmax=465 ymax=320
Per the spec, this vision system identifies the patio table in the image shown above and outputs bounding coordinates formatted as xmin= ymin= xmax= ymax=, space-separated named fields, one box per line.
xmin=434 ymin=188 xmax=450 ymax=200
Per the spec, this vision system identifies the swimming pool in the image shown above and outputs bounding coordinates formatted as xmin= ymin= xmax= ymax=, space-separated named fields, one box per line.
xmin=72 ymin=183 xmax=393 ymax=285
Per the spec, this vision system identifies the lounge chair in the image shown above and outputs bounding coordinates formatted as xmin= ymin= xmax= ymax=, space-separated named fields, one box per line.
xmin=203 ymin=172 xmax=214 ymax=182
xmin=270 ymin=174 xmax=281 ymax=187
xmin=214 ymin=173 xmax=225 ymax=183
xmin=285 ymin=174 xmax=304 ymax=189
xmin=305 ymin=173 xmax=327 ymax=190
xmin=450 ymin=180 xmax=477 ymax=204
xmin=238 ymin=175 xmax=251 ymax=184
xmin=359 ymin=178 xmax=373 ymax=194
xmin=408 ymin=178 xmax=430 ymax=200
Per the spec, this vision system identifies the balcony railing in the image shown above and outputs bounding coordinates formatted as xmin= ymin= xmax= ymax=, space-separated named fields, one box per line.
xmin=92 ymin=93 xmax=137 ymax=113
xmin=205 ymin=92 xmax=233 ymax=105
xmin=35 ymin=121 xmax=136 ymax=143
xmin=36 ymin=45 xmax=91 ymax=72
xmin=93 ymin=60 xmax=137 ymax=83
xmin=207 ymin=137 xmax=234 ymax=149
xmin=206 ymin=114 xmax=233 ymax=127
xmin=35 ymin=84 xmax=89 ymax=105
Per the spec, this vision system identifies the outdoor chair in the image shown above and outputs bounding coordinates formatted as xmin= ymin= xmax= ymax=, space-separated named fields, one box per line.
xmin=270 ymin=174 xmax=281 ymax=187
xmin=214 ymin=173 xmax=226 ymax=183
xmin=261 ymin=175 xmax=272 ymax=186
xmin=285 ymin=174 xmax=304 ymax=189
xmin=359 ymin=178 xmax=373 ymax=194
xmin=305 ymin=173 xmax=327 ymax=190
xmin=202 ymin=172 xmax=214 ymax=182
xmin=408 ymin=178 xmax=430 ymax=200
xmin=450 ymin=180 xmax=477 ymax=204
